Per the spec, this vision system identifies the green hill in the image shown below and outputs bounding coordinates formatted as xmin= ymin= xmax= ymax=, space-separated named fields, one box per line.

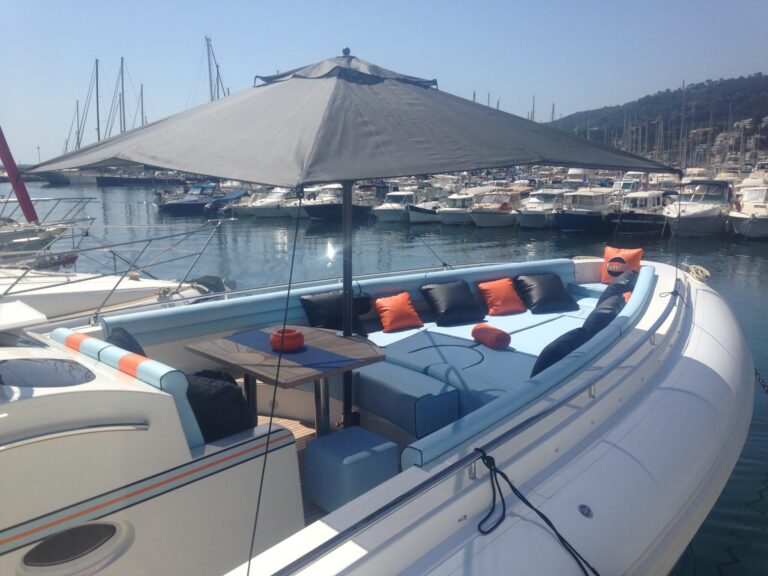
xmin=553 ymin=73 xmax=768 ymax=164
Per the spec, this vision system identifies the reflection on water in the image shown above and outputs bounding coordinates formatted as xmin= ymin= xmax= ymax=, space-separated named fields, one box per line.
xmin=4 ymin=183 xmax=767 ymax=572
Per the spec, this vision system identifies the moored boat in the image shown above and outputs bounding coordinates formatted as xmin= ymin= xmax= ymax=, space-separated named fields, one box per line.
xmin=607 ymin=189 xmax=676 ymax=236
xmin=662 ymin=180 xmax=731 ymax=237
xmin=229 ymin=187 xmax=299 ymax=218
xmin=468 ymin=189 xmax=522 ymax=227
xmin=554 ymin=187 xmax=614 ymax=233
xmin=372 ymin=190 xmax=416 ymax=223
xmin=516 ymin=188 xmax=565 ymax=229
xmin=728 ymin=186 xmax=768 ymax=239
xmin=157 ymin=184 xmax=249 ymax=216
xmin=301 ymin=184 xmax=373 ymax=222
xmin=0 ymin=255 xmax=752 ymax=575
xmin=406 ymin=200 xmax=443 ymax=224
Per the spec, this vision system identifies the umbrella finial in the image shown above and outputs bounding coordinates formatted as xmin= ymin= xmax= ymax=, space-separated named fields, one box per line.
xmin=342 ymin=47 xmax=351 ymax=57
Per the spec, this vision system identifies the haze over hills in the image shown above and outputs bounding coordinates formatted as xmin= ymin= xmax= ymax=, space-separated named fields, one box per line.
xmin=552 ymin=73 xmax=768 ymax=167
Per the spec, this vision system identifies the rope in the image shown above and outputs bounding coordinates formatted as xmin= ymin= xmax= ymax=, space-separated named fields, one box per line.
xmin=756 ymin=369 xmax=768 ymax=395
xmin=474 ymin=448 xmax=600 ymax=576
xmin=246 ymin=192 xmax=303 ymax=575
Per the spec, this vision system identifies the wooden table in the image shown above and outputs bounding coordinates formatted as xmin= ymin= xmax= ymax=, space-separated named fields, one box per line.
xmin=185 ymin=325 xmax=384 ymax=435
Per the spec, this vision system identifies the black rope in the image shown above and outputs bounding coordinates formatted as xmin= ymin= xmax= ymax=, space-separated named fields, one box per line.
xmin=474 ymin=448 xmax=600 ymax=576
xmin=416 ymin=234 xmax=453 ymax=269
xmin=246 ymin=192 xmax=304 ymax=575
xmin=756 ymin=368 xmax=768 ymax=395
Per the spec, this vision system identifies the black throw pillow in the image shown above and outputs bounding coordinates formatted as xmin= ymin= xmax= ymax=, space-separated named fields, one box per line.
xmin=106 ymin=326 xmax=146 ymax=356
xmin=186 ymin=373 xmax=254 ymax=443
xmin=299 ymin=291 xmax=370 ymax=336
xmin=419 ymin=280 xmax=485 ymax=326
xmin=530 ymin=327 xmax=591 ymax=377
xmin=582 ymin=294 xmax=625 ymax=337
xmin=513 ymin=273 xmax=579 ymax=314
xmin=598 ymin=270 xmax=639 ymax=305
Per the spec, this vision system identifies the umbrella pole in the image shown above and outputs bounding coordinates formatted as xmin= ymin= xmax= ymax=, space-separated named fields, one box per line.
xmin=341 ymin=180 xmax=358 ymax=427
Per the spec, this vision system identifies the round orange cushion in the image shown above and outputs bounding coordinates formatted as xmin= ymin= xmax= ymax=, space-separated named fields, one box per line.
xmin=374 ymin=292 xmax=423 ymax=333
xmin=477 ymin=277 xmax=526 ymax=316
xmin=601 ymin=246 xmax=644 ymax=284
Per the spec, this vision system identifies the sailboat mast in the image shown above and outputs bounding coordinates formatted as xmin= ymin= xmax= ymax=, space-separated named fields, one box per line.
xmin=75 ymin=100 xmax=81 ymax=149
xmin=120 ymin=57 xmax=126 ymax=133
xmin=206 ymin=36 xmax=215 ymax=102
xmin=95 ymin=58 xmax=101 ymax=141
xmin=140 ymin=84 xmax=145 ymax=126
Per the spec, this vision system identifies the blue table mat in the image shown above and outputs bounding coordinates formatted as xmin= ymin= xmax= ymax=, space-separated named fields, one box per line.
xmin=225 ymin=330 xmax=358 ymax=371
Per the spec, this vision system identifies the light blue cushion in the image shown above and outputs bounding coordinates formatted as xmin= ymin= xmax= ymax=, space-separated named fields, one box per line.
xmin=354 ymin=362 xmax=459 ymax=438
xmin=304 ymin=427 xmax=398 ymax=512
xmin=509 ymin=315 xmax=585 ymax=356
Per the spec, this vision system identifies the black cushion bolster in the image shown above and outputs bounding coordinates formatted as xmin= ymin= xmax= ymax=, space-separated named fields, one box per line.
xmin=598 ymin=270 xmax=639 ymax=304
xmin=419 ymin=280 xmax=485 ymax=326
xmin=513 ymin=273 xmax=579 ymax=314
xmin=582 ymin=294 xmax=625 ymax=337
xmin=530 ymin=327 xmax=591 ymax=377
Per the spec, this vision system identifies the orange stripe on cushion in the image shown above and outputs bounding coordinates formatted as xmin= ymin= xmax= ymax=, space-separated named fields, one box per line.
xmin=64 ymin=333 xmax=92 ymax=351
xmin=118 ymin=353 xmax=148 ymax=377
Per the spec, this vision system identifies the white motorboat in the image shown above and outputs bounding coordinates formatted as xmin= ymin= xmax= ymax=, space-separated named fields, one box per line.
xmin=229 ymin=188 xmax=299 ymax=218
xmin=0 ymin=255 xmax=752 ymax=575
xmin=680 ymin=166 xmax=713 ymax=184
xmin=663 ymin=180 xmax=732 ymax=237
xmin=437 ymin=192 xmax=474 ymax=225
xmin=468 ymin=189 xmax=522 ymax=227
xmin=554 ymin=187 xmax=615 ymax=233
xmin=406 ymin=200 xmax=443 ymax=224
xmin=607 ymin=189 xmax=676 ymax=236
xmin=516 ymin=188 xmax=565 ymax=229
xmin=728 ymin=186 xmax=768 ymax=239
xmin=372 ymin=190 xmax=416 ymax=223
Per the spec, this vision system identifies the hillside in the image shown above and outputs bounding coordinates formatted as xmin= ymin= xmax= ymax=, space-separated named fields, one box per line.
xmin=553 ymin=74 xmax=768 ymax=165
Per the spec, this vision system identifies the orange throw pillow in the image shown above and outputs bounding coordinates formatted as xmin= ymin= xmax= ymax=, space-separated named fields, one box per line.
xmin=471 ymin=323 xmax=511 ymax=350
xmin=374 ymin=292 xmax=423 ymax=333
xmin=477 ymin=277 xmax=526 ymax=316
xmin=601 ymin=246 xmax=644 ymax=284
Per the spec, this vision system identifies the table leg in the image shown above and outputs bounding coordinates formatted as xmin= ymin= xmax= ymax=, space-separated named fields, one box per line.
xmin=244 ymin=374 xmax=257 ymax=419
xmin=315 ymin=377 xmax=330 ymax=436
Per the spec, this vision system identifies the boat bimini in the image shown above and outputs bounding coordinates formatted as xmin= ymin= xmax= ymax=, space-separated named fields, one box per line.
xmin=0 ymin=253 xmax=752 ymax=575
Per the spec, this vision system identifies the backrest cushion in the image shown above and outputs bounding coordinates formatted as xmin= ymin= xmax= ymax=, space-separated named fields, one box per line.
xmin=105 ymin=326 xmax=146 ymax=356
xmin=597 ymin=270 xmax=639 ymax=304
xmin=186 ymin=373 xmax=254 ymax=443
xmin=374 ymin=292 xmax=424 ymax=333
xmin=601 ymin=246 xmax=644 ymax=284
xmin=300 ymin=290 xmax=370 ymax=336
xmin=530 ymin=327 xmax=591 ymax=377
xmin=420 ymin=280 xmax=485 ymax=326
xmin=583 ymin=294 xmax=625 ymax=337
xmin=476 ymin=277 xmax=526 ymax=316
xmin=513 ymin=273 xmax=579 ymax=314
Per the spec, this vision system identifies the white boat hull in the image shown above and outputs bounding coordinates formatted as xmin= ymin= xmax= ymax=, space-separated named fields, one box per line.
xmin=664 ymin=204 xmax=726 ymax=237
xmin=407 ymin=205 xmax=441 ymax=224
xmin=468 ymin=210 xmax=517 ymax=227
xmin=230 ymin=204 xmax=291 ymax=218
xmin=372 ymin=207 xmax=409 ymax=223
xmin=729 ymin=212 xmax=768 ymax=238
xmin=438 ymin=209 xmax=471 ymax=225
xmin=516 ymin=210 xmax=555 ymax=229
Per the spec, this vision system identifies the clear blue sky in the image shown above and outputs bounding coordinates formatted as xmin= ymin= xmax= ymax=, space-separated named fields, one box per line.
xmin=2 ymin=0 xmax=767 ymax=164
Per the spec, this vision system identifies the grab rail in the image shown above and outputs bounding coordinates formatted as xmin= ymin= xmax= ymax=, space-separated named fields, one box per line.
xmin=0 ymin=422 xmax=149 ymax=453
xmin=273 ymin=278 xmax=683 ymax=575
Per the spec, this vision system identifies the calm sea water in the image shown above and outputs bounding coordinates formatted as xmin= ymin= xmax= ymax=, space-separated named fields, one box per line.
xmin=5 ymin=183 xmax=767 ymax=574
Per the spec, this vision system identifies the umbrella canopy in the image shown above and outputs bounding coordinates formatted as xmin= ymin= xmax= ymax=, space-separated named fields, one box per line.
xmin=32 ymin=52 xmax=674 ymax=185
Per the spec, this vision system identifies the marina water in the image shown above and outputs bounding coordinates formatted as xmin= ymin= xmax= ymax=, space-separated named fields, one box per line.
xmin=5 ymin=183 xmax=767 ymax=574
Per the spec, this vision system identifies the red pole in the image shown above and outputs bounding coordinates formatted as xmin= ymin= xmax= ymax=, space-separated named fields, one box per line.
xmin=0 ymin=125 xmax=39 ymax=224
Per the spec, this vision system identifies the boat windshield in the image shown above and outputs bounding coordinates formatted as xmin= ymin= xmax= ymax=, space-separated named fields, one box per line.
xmin=384 ymin=194 xmax=414 ymax=204
xmin=316 ymin=189 xmax=343 ymax=200
xmin=741 ymin=188 xmax=768 ymax=203
xmin=679 ymin=183 xmax=729 ymax=203
xmin=480 ymin=194 xmax=510 ymax=204
xmin=446 ymin=196 xmax=471 ymax=208
xmin=531 ymin=193 xmax=559 ymax=203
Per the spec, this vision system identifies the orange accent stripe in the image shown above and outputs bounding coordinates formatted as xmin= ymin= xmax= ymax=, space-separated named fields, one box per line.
xmin=64 ymin=333 xmax=92 ymax=352
xmin=0 ymin=432 xmax=293 ymax=547
xmin=118 ymin=353 xmax=147 ymax=377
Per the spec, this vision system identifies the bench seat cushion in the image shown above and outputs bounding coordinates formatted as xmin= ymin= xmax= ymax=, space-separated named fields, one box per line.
xmin=354 ymin=362 xmax=459 ymax=438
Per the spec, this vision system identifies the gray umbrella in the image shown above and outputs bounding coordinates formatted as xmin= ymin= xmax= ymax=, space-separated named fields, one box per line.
xmin=31 ymin=51 xmax=675 ymax=425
